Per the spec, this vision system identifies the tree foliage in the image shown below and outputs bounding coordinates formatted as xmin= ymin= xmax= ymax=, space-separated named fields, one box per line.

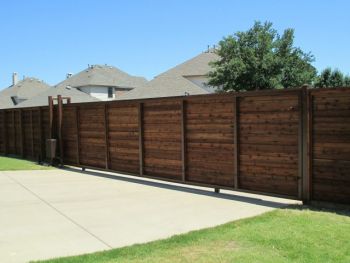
xmin=208 ymin=21 xmax=317 ymax=91
xmin=345 ymin=76 xmax=350 ymax=86
xmin=315 ymin=68 xmax=350 ymax=88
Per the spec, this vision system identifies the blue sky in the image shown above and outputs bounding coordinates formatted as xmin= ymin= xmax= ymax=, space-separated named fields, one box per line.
xmin=0 ymin=0 xmax=349 ymax=89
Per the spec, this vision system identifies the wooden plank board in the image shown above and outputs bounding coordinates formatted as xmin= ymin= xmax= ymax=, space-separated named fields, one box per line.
xmin=186 ymin=98 xmax=235 ymax=188
xmin=142 ymin=100 xmax=182 ymax=180
xmin=238 ymin=93 xmax=300 ymax=198
xmin=311 ymin=89 xmax=350 ymax=204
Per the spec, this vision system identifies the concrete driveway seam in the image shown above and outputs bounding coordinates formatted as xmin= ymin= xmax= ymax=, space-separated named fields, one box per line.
xmin=4 ymin=173 xmax=112 ymax=249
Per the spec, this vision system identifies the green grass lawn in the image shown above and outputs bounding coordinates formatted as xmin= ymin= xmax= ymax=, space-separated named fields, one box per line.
xmin=0 ymin=156 xmax=52 ymax=171
xmin=34 ymin=206 xmax=350 ymax=263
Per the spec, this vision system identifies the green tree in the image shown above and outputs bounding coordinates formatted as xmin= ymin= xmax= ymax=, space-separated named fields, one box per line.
xmin=315 ymin=68 xmax=349 ymax=88
xmin=344 ymin=75 xmax=350 ymax=86
xmin=329 ymin=70 xmax=344 ymax=87
xmin=208 ymin=21 xmax=317 ymax=91
xmin=315 ymin=68 xmax=332 ymax=88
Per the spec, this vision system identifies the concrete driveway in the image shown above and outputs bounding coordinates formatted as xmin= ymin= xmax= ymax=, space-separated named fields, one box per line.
xmin=0 ymin=168 xmax=299 ymax=263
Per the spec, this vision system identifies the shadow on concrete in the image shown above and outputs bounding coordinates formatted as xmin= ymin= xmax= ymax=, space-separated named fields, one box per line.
xmin=63 ymin=166 xmax=297 ymax=209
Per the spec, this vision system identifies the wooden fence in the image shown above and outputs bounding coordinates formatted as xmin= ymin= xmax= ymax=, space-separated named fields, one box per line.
xmin=0 ymin=87 xmax=349 ymax=204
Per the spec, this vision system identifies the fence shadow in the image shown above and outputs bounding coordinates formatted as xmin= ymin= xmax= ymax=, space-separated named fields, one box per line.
xmin=63 ymin=166 xmax=298 ymax=209
xmin=284 ymin=204 xmax=350 ymax=217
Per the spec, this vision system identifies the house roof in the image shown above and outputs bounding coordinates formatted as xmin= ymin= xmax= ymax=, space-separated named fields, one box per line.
xmin=156 ymin=50 xmax=218 ymax=77
xmin=55 ymin=64 xmax=148 ymax=89
xmin=0 ymin=78 xmax=51 ymax=109
xmin=15 ymin=85 xmax=99 ymax=108
xmin=117 ymin=51 xmax=219 ymax=100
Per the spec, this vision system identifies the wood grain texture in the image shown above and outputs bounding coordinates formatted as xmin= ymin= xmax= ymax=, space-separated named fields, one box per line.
xmin=108 ymin=103 xmax=140 ymax=174
xmin=310 ymin=89 xmax=350 ymax=203
xmin=77 ymin=105 xmax=106 ymax=168
xmin=186 ymin=98 xmax=235 ymax=187
xmin=143 ymin=101 xmax=182 ymax=180
xmin=62 ymin=107 xmax=79 ymax=164
xmin=238 ymin=94 xmax=300 ymax=197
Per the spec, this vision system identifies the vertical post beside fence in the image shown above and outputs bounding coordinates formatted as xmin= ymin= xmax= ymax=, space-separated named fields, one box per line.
xmin=104 ymin=104 xmax=110 ymax=170
xmin=30 ymin=109 xmax=34 ymax=158
xmin=300 ymin=86 xmax=310 ymax=202
xmin=138 ymin=103 xmax=144 ymax=176
xmin=305 ymin=89 xmax=313 ymax=202
xmin=48 ymin=96 xmax=53 ymax=139
xmin=298 ymin=89 xmax=303 ymax=200
xmin=181 ymin=100 xmax=187 ymax=182
xmin=12 ymin=110 xmax=16 ymax=155
xmin=57 ymin=95 xmax=63 ymax=166
xmin=38 ymin=107 xmax=44 ymax=162
xmin=233 ymin=96 xmax=239 ymax=189
xmin=3 ymin=111 xmax=7 ymax=155
xmin=75 ymin=106 xmax=80 ymax=165
xmin=19 ymin=109 xmax=24 ymax=158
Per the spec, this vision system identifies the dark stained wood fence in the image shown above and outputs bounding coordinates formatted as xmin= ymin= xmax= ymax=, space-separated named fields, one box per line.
xmin=239 ymin=93 xmax=301 ymax=198
xmin=0 ymin=87 xmax=349 ymax=204
xmin=0 ymin=108 xmax=50 ymax=161
xmin=308 ymin=88 xmax=350 ymax=204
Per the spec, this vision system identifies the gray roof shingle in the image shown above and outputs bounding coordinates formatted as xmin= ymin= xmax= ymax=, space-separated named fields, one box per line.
xmin=15 ymin=86 xmax=99 ymax=108
xmin=55 ymin=64 xmax=147 ymax=89
xmin=117 ymin=51 xmax=219 ymax=100
xmin=2 ymin=64 xmax=147 ymax=109
xmin=0 ymin=78 xmax=51 ymax=109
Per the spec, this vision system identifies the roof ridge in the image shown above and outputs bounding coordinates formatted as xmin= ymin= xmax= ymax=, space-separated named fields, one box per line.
xmin=154 ymin=51 xmax=218 ymax=79
xmin=54 ymin=64 xmax=147 ymax=89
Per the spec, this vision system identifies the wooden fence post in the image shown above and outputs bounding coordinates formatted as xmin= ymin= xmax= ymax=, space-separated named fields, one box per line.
xmin=233 ymin=96 xmax=240 ymax=189
xmin=30 ymin=109 xmax=34 ymax=158
xmin=303 ymin=88 xmax=313 ymax=202
xmin=48 ymin=96 xmax=53 ymax=139
xmin=75 ymin=106 xmax=80 ymax=165
xmin=57 ymin=95 xmax=63 ymax=166
xmin=3 ymin=111 xmax=7 ymax=155
xmin=138 ymin=103 xmax=144 ymax=176
xmin=300 ymin=86 xmax=310 ymax=202
xmin=12 ymin=110 xmax=16 ymax=155
xmin=38 ymin=107 xmax=44 ymax=162
xmin=104 ymin=104 xmax=110 ymax=170
xmin=298 ymin=89 xmax=304 ymax=200
xmin=181 ymin=100 xmax=187 ymax=182
xmin=19 ymin=109 xmax=24 ymax=158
